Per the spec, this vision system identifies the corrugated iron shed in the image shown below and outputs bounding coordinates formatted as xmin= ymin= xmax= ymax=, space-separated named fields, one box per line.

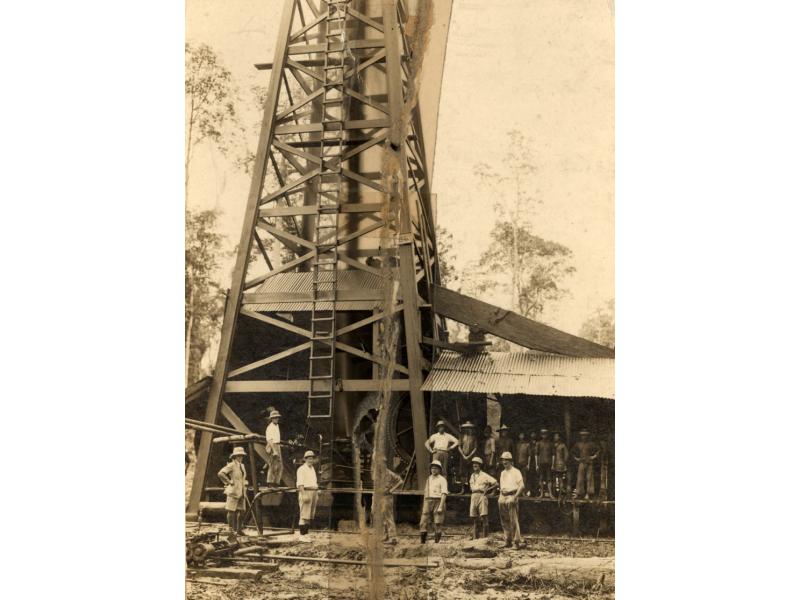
xmin=421 ymin=351 xmax=614 ymax=399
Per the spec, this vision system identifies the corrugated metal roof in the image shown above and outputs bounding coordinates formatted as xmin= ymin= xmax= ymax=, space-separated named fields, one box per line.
xmin=248 ymin=270 xmax=384 ymax=294
xmin=421 ymin=351 xmax=614 ymax=399
xmin=245 ymin=300 xmax=382 ymax=312
xmin=243 ymin=271 xmax=387 ymax=312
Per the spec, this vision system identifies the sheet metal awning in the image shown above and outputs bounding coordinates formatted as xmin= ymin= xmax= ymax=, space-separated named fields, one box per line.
xmin=421 ymin=351 xmax=614 ymax=399
xmin=242 ymin=271 xmax=387 ymax=312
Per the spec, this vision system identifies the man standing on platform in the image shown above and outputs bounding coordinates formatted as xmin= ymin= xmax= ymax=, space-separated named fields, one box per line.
xmin=515 ymin=432 xmax=532 ymax=495
xmin=552 ymin=432 xmax=569 ymax=497
xmin=534 ymin=428 xmax=554 ymax=498
xmin=296 ymin=450 xmax=319 ymax=542
xmin=468 ymin=457 xmax=497 ymax=539
xmin=482 ymin=425 xmax=496 ymax=474
xmin=497 ymin=451 xmax=525 ymax=549
xmin=264 ymin=409 xmax=283 ymax=487
xmin=496 ymin=425 xmax=514 ymax=466
xmin=572 ymin=429 xmax=599 ymax=499
xmin=419 ymin=460 xmax=448 ymax=543
xmin=458 ymin=421 xmax=478 ymax=492
xmin=218 ymin=446 xmax=248 ymax=537
xmin=425 ymin=420 xmax=459 ymax=480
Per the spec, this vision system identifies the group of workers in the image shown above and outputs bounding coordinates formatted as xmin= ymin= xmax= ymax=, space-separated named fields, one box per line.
xmin=216 ymin=408 xmax=601 ymax=546
xmin=427 ymin=419 xmax=600 ymax=500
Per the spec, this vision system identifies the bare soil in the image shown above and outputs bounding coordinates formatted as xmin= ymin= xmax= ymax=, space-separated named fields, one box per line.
xmin=186 ymin=524 xmax=614 ymax=600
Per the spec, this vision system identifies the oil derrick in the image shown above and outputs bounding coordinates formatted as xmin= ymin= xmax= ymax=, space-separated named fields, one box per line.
xmin=188 ymin=0 xmax=444 ymax=515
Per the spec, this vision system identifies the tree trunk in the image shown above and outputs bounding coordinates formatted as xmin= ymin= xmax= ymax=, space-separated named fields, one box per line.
xmin=511 ymin=173 xmax=521 ymax=312
xmin=185 ymin=270 xmax=194 ymax=387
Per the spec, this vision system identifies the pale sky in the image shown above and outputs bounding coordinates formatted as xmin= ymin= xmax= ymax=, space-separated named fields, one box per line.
xmin=186 ymin=0 xmax=614 ymax=335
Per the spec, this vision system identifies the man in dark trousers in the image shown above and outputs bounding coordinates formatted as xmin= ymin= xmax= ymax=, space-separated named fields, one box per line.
xmin=514 ymin=432 xmax=532 ymax=495
xmin=495 ymin=425 xmax=514 ymax=469
xmin=552 ymin=431 xmax=569 ymax=498
xmin=534 ymin=428 xmax=554 ymax=498
xmin=482 ymin=425 xmax=496 ymax=474
xmin=572 ymin=429 xmax=599 ymax=499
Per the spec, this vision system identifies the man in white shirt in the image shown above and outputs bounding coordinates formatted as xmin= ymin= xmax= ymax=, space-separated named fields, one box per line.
xmin=424 ymin=420 xmax=459 ymax=479
xmin=264 ymin=409 xmax=283 ymax=487
xmin=419 ymin=460 xmax=448 ymax=544
xmin=498 ymin=451 xmax=525 ymax=549
xmin=468 ymin=457 xmax=498 ymax=539
xmin=296 ymin=450 xmax=318 ymax=542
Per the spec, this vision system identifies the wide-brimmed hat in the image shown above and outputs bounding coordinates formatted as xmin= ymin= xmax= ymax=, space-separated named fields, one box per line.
xmin=500 ymin=451 xmax=513 ymax=461
xmin=435 ymin=420 xmax=446 ymax=428
xmin=303 ymin=450 xmax=315 ymax=459
xmin=230 ymin=447 xmax=246 ymax=458
xmin=540 ymin=428 xmax=549 ymax=434
xmin=471 ymin=456 xmax=483 ymax=465
xmin=269 ymin=410 xmax=281 ymax=419
xmin=579 ymin=429 xmax=590 ymax=435
xmin=497 ymin=424 xmax=509 ymax=432
xmin=430 ymin=460 xmax=442 ymax=470
xmin=461 ymin=421 xmax=475 ymax=429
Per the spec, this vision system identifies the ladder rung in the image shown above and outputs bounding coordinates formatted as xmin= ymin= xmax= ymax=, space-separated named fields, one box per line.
xmin=310 ymin=375 xmax=333 ymax=380
xmin=313 ymin=316 xmax=335 ymax=322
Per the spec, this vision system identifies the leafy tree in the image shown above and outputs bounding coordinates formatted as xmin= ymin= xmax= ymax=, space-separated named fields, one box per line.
xmin=436 ymin=225 xmax=459 ymax=287
xmin=185 ymin=209 xmax=226 ymax=385
xmin=580 ymin=298 xmax=615 ymax=348
xmin=185 ymin=43 xmax=242 ymax=191
xmin=477 ymin=222 xmax=576 ymax=320
xmin=185 ymin=43 xmax=243 ymax=386
xmin=475 ymin=130 xmax=541 ymax=311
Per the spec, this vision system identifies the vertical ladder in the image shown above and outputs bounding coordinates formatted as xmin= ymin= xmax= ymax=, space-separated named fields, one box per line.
xmin=307 ymin=0 xmax=352 ymax=421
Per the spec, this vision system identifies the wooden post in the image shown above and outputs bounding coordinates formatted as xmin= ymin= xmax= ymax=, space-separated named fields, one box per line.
xmin=383 ymin=0 xmax=429 ymax=489
xmin=187 ymin=0 xmax=298 ymax=516
xmin=564 ymin=401 xmax=572 ymax=493
xmin=247 ymin=444 xmax=263 ymax=535
xmin=571 ymin=502 xmax=580 ymax=537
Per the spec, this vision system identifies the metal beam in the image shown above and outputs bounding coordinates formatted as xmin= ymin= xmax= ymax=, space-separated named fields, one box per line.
xmin=225 ymin=379 xmax=410 ymax=393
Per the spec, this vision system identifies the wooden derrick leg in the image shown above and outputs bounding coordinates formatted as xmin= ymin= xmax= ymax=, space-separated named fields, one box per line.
xmin=383 ymin=0 xmax=428 ymax=489
xmin=186 ymin=0 xmax=298 ymax=516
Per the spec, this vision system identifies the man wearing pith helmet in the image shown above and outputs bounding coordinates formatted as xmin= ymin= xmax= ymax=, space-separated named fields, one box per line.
xmin=468 ymin=456 xmax=498 ymax=539
xmin=419 ymin=459 xmax=448 ymax=544
xmin=217 ymin=446 xmax=249 ymax=536
xmin=424 ymin=420 xmax=459 ymax=479
xmin=296 ymin=450 xmax=319 ymax=543
xmin=264 ymin=409 xmax=283 ymax=487
xmin=498 ymin=450 xmax=525 ymax=549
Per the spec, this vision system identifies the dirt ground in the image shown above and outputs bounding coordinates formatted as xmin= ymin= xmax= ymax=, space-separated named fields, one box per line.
xmin=185 ymin=524 xmax=614 ymax=600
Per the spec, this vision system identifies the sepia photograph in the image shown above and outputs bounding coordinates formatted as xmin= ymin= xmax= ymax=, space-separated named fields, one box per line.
xmin=8 ymin=2 xmax=800 ymax=599
xmin=184 ymin=0 xmax=614 ymax=597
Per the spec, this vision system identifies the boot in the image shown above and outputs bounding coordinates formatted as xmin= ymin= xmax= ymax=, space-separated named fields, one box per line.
xmin=504 ymin=538 xmax=512 ymax=548
xmin=471 ymin=519 xmax=479 ymax=540
xmin=420 ymin=531 xmax=427 ymax=544
xmin=547 ymin=483 xmax=554 ymax=499
xmin=481 ymin=517 xmax=488 ymax=539
xmin=434 ymin=531 xmax=442 ymax=543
